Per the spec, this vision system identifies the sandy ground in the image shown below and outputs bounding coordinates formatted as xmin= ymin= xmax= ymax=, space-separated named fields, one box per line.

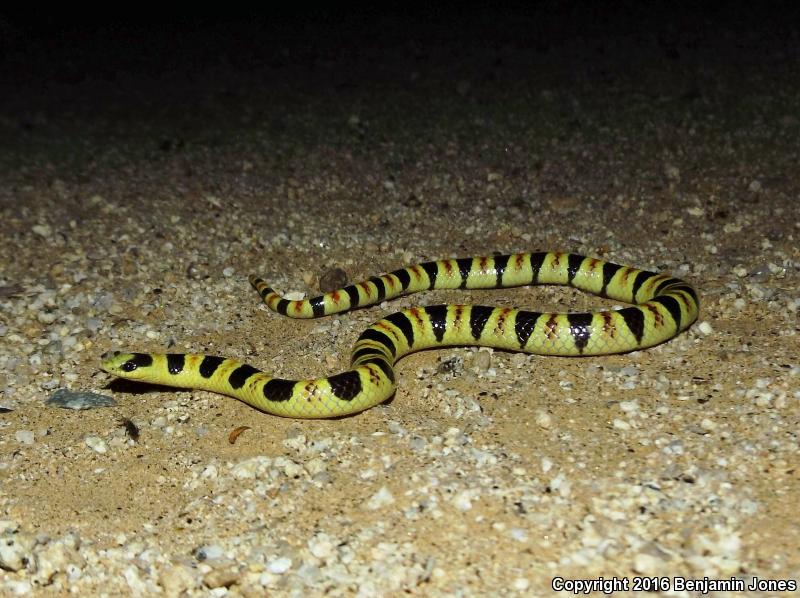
xmin=1 ymin=11 xmax=798 ymax=597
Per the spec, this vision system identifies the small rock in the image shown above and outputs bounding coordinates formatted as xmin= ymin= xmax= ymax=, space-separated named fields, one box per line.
xmin=308 ymin=534 xmax=335 ymax=560
xmin=32 ymin=224 xmax=52 ymax=238
xmin=32 ymin=533 xmax=84 ymax=585
xmin=748 ymin=180 xmax=762 ymax=192
xmin=203 ymin=566 xmax=240 ymax=589
xmin=84 ymin=436 xmax=108 ymax=454
xmin=633 ymin=552 xmax=663 ymax=575
xmin=0 ymin=521 xmax=18 ymax=534
xmin=267 ymin=557 xmax=292 ymax=574
xmin=513 ymin=578 xmax=530 ymax=591
xmin=365 ymin=486 xmax=395 ymax=510
xmin=510 ymin=528 xmax=528 ymax=542
xmin=698 ymin=321 xmax=714 ymax=335
xmin=700 ymin=418 xmax=717 ymax=431
xmin=231 ymin=456 xmax=272 ymax=480
xmin=15 ymin=430 xmax=34 ymax=445
xmin=0 ymin=531 xmax=36 ymax=572
xmin=664 ymin=164 xmax=681 ymax=182
xmin=535 ymin=410 xmax=552 ymax=429
xmin=319 ymin=267 xmax=348 ymax=293
xmin=471 ymin=351 xmax=491 ymax=372
xmin=194 ymin=545 xmax=223 ymax=561
xmin=159 ymin=563 xmax=197 ymax=595
xmin=305 ymin=457 xmax=327 ymax=476
xmin=47 ymin=389 xmax=116 ymax=410
xmin=452 ymin=491 xmax=473 ymax=511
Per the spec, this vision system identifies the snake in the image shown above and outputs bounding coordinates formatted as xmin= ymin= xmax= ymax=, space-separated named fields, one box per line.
xmin=101 ymin=252 xmax=699 ymax=418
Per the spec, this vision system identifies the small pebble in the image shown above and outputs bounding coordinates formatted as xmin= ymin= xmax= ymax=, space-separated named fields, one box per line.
xmin=203 ymin=566 xmax=240 ymax=589
xmin=365 ymin=486 xmax=395 ymax=510
xmin=194 ymin=545 xmax=224 ymax=561
xmin=633 ymin=552 xmax=663 ymax=575
xmin=513 ymin=578 xmax=530 ymax=591
xmin=471 ymin=351 xmax=491 ymax=372
xmin=0 ymin=531 xmax=36 ymax=571
xmin=700 ymin=418 xmax=717 ymax=431
xmin=15 ymin=430 xmax=35 ymax=445
xmin=159 ymin=563 xmax=196 ymax=595
xmin=319 ymin=267 xmax=348 ymax=293
xmin=535 ymin=410 xmax=552 ymax=429
xmin=47 ymin=389 xmax=116 ymax=410
xmin=267 ymin=557 xmax=292 ymax=574
xmin=84 ymin=436 xmax=108 ymax=454
xmin=308 ymin=534 xmax=335 ymax=560
xmin=698 ymin=321 xmax=714 ymax=335
xmin=32 ymin=224 xmax=52 ymax=237
xmin=452 ymin=490 xmax=473 ymax=511
xmin=510 ymin=528 xmax=528 ymax=542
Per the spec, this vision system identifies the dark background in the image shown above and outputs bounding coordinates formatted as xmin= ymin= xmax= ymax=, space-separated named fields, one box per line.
xmin=2 ymin=4 xmax=797 ymax=124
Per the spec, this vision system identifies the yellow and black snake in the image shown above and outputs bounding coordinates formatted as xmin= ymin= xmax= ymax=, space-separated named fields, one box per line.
xmin=101 ymin=252 xmax=699 ymax=418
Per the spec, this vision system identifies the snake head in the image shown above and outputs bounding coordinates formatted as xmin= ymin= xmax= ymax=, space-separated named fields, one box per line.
xmin=101 ymin=351 xmax=154 ymax=379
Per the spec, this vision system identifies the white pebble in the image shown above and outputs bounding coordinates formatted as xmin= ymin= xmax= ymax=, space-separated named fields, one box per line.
xmin=33 ymin=534 xmax=83 ymax=585
xmin=3 ymin=580 xmax=32 ymax=595
xmin=308 ymin=534 xmax=335 ymax=560
xmin=305 ymin=457 xmax=327 ymax=476
xmin=549 ymin=474 xmax=571 ymax=498
xmin=633 ymin=552 xmax=662 ymax=575
xmin=195 ymin=545 xmax=223 ymax=561
xmin=32 ymin=224 xmax=52 ymax=237
xmin=534 ymin=410 xmax=552 ymax=429
xmin=15 ymin=430 xmax=35 ymax=445
xmin=200 ymin=465 xmax=218 ymax=480
xmin=698 ymin=321 xmax=714 ymax=335
xmin=452 ymin=490 xmax=473 ymax=511
xmin=0 ymin=521 xmax=18 ymax=534
xmin=84 ymin=436 xmax=108 ymax=454
xmin=231 ymin=456 xmax=272 ymax=480
xmin=510 ymin=528 xmax=528 ymax=542
xmin=700 ymin=418 xmax=717 ymax=431
xmin=267 ymin=557 xmax=292 ymax=574
xmin=37 ymin=312 xmax=57 ymax=324
xmin=365 ymin=486 xmax=395 ymax=510
xmin=281 ymin=459 xmax=303 ymax=478
xmin=513 ymin=578 xmax=530 ymax=591
xmin=0 ymin=532 xmax=35 ymax=571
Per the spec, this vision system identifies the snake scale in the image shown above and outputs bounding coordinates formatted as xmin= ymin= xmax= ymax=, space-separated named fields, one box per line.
xmin=101 ymin=252 xmax=699 ymax=418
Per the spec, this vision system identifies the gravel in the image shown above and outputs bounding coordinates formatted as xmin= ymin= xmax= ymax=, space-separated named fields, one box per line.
xmin=1 ymin=13 xmax=798 ymax=596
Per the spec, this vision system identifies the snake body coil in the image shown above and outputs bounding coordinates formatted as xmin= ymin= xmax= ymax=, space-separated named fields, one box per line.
xmin=102 ymin=252 xmax=699 ymax=418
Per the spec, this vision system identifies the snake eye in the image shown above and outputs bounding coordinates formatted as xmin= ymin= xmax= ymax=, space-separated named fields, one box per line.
xmin=122 ymin=360 xmax=139 ymax=372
